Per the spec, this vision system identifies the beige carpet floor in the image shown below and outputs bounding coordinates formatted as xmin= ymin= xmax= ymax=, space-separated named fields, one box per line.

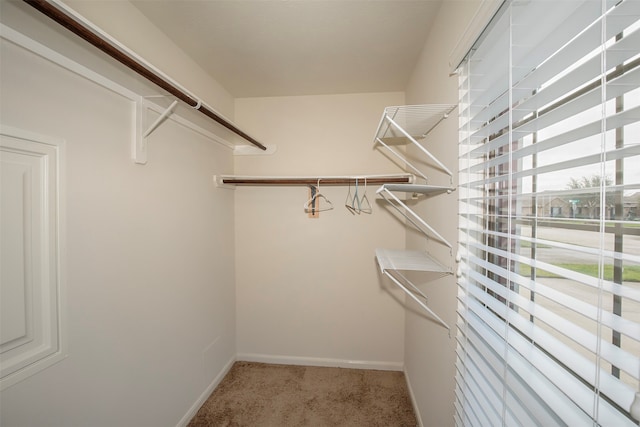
xmin=188 ymin=361 xmax=418 ymax=426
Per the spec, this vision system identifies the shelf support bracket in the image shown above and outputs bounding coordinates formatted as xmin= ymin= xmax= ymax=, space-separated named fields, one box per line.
xmin=133 ymin=97 xmax=147 ymax=165
xmin=383 ymin=115 xmax=453 ymax=178
xmin=132 ymin=98 xmax=178 ymax=165
xmin=383 ymin=269 xmax=450 ymax=333
xmin=377 ymin=187 xmax=453 ymax=249
xmin=144 ymin=99 xmax=178 ymax=138
xmin=375 ymin=138 xmax=429 ymax=182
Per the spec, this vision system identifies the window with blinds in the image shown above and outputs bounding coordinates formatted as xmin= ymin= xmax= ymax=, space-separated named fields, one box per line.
xmin=456 ymin=0 xmax=640 ymax=426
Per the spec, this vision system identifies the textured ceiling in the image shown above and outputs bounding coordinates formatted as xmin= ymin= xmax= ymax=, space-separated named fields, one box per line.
xmin=132 ymin=0 xmax=442 ymax=98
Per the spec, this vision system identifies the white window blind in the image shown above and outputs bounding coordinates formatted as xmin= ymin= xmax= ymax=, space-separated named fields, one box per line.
xmin=456 ymin=0 xmax=640 ymax=426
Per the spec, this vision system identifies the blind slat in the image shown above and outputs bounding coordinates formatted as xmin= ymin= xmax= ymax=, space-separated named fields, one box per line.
xmin=466 ymin=239 xmax=640 ymax=309
xmin=464 ymin=295 xmax=635 ymax=425
xmin=475 ymin=227 xmax=640 ymax=266
xmin=465 ymin=103 xmax=640 ymax=173
xmin=463 ymin=299 xmax=599 ymax=426
xmin=463 ymin=319 xmax=562 ymax=426
xmin=470 ymin=273 xmax=640 ymax=388
xmin=465 ymin=259 xmax=640 ymax=379
xmin=467 ymin=58 xmax=640 ymax=158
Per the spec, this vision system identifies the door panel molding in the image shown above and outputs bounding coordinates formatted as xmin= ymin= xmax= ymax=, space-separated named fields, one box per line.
xmin=1 ymin=125 xmax=66 ymax=390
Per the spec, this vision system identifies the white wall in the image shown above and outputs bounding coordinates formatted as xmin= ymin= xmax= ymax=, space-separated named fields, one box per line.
xmin=0 ymin=3 xmax=237 ymax=426
xmin=403 ymin=1 xmax=481 ymax=425
xmin=234 ymin=93 xmax=409 ymax=369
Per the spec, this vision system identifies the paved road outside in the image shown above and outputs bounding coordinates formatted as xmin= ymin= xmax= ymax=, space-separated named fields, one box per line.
xmin=519 ymin=225 xmax=640 ymax=264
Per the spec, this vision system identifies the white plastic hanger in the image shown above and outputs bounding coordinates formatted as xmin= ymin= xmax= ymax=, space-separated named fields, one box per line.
xmin=358 ymin=177 xmax=373 ymax=214
xmin=353 ymin=178 xmax=361 ymax=213
xmin=345 ymin=179 xmax=357 ymax=215
xmin=304 ymin=179 xmax=334 ymax=213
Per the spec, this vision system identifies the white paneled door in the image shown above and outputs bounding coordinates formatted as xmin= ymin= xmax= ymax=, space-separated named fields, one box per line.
xmin=0 ymin=126 xmax=66 ymax=390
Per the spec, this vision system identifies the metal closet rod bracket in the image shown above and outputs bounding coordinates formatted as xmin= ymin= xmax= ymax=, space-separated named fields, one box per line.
xmin=132 ymin=96 xmax=276 ymax=164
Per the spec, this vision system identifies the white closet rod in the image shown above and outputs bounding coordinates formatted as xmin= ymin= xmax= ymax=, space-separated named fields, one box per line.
xmin=24 ymin=0 xmax=265 ymax=151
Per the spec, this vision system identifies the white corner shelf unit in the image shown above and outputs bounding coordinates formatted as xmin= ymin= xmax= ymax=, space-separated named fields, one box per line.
xmin=373 ymin=104 xmax=457 ymax=333
xmin=375 ymin=248 xmax=450 ymax=275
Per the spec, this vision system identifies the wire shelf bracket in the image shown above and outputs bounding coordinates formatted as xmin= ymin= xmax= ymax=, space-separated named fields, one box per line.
xmin=373 ymin=104 xmax=457 ymax=181
xmin=375 ymin=248 xmax=451 ymax=332
xmin=376 ymin=185 xmax=454 ymax=249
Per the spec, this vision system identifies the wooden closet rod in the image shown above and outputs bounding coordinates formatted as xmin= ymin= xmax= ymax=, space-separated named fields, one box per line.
xmin=221 ymin=176 xmax=413 ymax=186
xmin=24 ymin=0 xmax=267 ymax=151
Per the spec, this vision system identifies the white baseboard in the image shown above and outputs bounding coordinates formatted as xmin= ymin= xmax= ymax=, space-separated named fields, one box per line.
xmin=404 ymin=368 xmax=424 ymax=427
xmin=236 ymin=352 xmax=403 ymax=371
xmin=176 ymin=355 xmax=236 ymax=427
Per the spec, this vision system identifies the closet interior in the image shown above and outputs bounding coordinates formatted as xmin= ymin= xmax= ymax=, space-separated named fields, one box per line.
xmin=0 ymin=1 xmax=468 ymax=425
xmin=221 ymin=103 xmax=459 ymax=332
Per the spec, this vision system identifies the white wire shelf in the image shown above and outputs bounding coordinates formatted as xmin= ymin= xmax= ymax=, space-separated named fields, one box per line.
xmin=374 ymin=104 xmax=457 ymax=142
xmin=373 ymin=104 xmax=456 ymax=180
xmin=375 ymin=249 xmax=451 ymax=274
xmin=378 ymin=183 xmax=455 ymax=196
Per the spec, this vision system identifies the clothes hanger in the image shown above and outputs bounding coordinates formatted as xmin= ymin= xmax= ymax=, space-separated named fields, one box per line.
xmin=358 ymin=177 xmax=373 ymax=214
xmin=345 ymin=179 xmax=357 ymax=215
xmin=308 ymin=185 xmax=317 ymax=216
xmin=304 ymin=179 xmax=334 ymax=213
xmin=352 ymin=178 xmax=361 ymax=214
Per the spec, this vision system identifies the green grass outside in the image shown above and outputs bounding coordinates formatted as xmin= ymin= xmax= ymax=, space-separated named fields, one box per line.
xmin=608 ymin=221 xmax=640 ymax=229
xmin=518 ymin=241 xmax=552 ymax=249
xmin=523 ymin=219 xmax=640 ymax=229
xmin=518 ymin=264 xmax=640 ymax=282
